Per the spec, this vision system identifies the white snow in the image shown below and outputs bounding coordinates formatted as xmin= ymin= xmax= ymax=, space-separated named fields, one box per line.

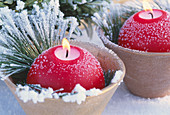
xmin=111 ymin=70 xmax=123 ymax=84
xmin=62 ymin=84 xmax=102 ymax=104
xmin=103 ymin=19 xmax=109 ymax=28
xmin=62 ymin=84 xmax=87 ymax=104
xmin=102 ymin=83 xmax=170 ymax=115
xmin=85 ymin=88 xmax=102 ymax=96
xmin=16 ymin=84 xmax=102 ymax=105
xmin=16 ymin=0 xmax=25 ymax=11
xmin=16 ymin=84 xmax=54 ymax=103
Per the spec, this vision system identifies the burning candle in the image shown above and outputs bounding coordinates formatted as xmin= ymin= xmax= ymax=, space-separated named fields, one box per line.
xmin=55 ymin=38 xmax=80 ymax=60
xmin=27 ymin=38 xmax=105 ymax=92
xmin=118 ymin=1 xmax=170 ymax=52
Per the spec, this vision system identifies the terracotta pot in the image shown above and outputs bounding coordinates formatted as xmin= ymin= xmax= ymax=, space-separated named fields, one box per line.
xmin=5 ymin=41 xmax=125 ymax=115
xmin=98 ymin=28 xmax=170 ymax=98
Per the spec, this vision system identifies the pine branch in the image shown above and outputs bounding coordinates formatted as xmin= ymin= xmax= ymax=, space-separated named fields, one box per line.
xmin=0 ymin=0 xmax=78 ymax=80
xmin=59 ymin=0 xmax=110 ymax=38
xmin=0 ymin=0 xmax=110 ymax=38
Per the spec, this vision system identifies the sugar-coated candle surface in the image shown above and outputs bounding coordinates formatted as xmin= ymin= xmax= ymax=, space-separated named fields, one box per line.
xmin=26 ymin=45 xmax=105 ymax=92
xmin=118 ymin=9 xmax=170 ymax=52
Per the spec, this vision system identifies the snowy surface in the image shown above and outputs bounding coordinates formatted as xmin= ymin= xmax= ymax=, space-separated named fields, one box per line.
xmin=1 ymin=29 xmax=170 ymax=115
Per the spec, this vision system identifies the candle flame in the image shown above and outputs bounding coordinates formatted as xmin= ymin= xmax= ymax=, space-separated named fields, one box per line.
xmin=62 ymin=38 xmax=70 ymax=52
xmin=142 ymin=0 xmax=153 ymax=13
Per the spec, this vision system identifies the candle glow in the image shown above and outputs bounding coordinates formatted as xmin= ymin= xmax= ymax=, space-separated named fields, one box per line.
xmin=62 ymin=38 xmax=70 ymax=52
xmin=142 ymin=0 xmax=153 ymax=13
xmin=62 ymin=38 xmax=70 ymax=58
xmin=55 ymin=38 xmax=80 ymax=60
xmin=142 ymin=0 xmax=154 ymax=19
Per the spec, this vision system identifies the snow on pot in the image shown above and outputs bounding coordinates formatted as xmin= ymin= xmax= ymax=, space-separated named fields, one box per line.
xmin=4 ymin=41 xmax=125 ymax=115
xmin=98 ymin=28 xmax=170 ymax=98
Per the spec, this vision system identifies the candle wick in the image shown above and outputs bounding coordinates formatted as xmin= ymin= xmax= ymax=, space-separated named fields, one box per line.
xmin=66 ymin=50 xmax=69 ymax=58
xmin=148 ymin=12 xmax=154 ymax=19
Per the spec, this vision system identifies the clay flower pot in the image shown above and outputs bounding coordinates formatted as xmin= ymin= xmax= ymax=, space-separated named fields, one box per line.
xmin=4 ymin=41 xmax=125 ymax=115
xmin=98 ymin=29 xmax=170 ymax=98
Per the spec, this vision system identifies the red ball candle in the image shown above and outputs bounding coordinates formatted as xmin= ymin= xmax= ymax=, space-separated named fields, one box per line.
xmin=27 ymin=38 xmax=105 ymax=92
xmin=118 ymin=9 xmax=170 ymax=52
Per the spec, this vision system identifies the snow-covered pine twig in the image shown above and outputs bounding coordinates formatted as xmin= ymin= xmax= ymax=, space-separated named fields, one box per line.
xmin=0 ymin=0 xmax=78 ymax=80
xmin=59 ymin=0 xmax=110 ymax=38
xmin=92 ymin=2 xmax=123 ymax=44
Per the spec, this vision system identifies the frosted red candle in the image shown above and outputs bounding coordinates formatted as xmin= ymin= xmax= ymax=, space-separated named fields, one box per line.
xmin=118 ymin=9 xmax=170 ymax=52
xmin=26 ymin=45 xmax=105 ymax=92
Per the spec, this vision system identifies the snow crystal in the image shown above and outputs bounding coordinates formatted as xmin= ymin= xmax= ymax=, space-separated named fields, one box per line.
xmin=81 ymin=0 xmax=87 ymax=4
xmin=73 ymin=4 xmax=77 ymax=10
xmin=16 ymin=0 xmax=25 ymax=11
xmin=0 ymin=19 xmax=2 ymax=25
xmin=53 ymin=93 xmax=59 ymax=99
xmin=103 ymin=19 xmax=108 ymax=28
xmin=29 ymin=90 xmax=39 ymax=103
xmin=62 ymin=84 xmax=102 ymax=104
xmin=85 ymin=88 xmax=102 ymax=96
xmin=16 ymin=85 xmax=54 ymax=103
xmin=0 ymin=71 xmax=6 ymax=81
xmin=111 ymin=70 xmax=123 ymax=84
xmin=93 ymin=13 xmax=101 ymax=20
xmin=1 ymin=64 xmax=8 ymax=68
xmin=62 ymin=91 xmax=86 ymax=105
xmin=72 ymin=84 xmax=86 ymax=93
xmin=33 ymin=4 xmax=40 ymax=15
xmin=74 ymin=0 xmax=87 ymax=4
xmin=10 ymin=64 xmax=20 ymax=67
xmin=16 ymin=84 xmax=102 ymax=104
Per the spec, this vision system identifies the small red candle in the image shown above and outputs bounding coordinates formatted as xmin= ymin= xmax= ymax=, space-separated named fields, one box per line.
xmin=27 ymin=38 xmax=105 ymax=92
xmin=118 ymin=2 xmax=170 ymax=52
